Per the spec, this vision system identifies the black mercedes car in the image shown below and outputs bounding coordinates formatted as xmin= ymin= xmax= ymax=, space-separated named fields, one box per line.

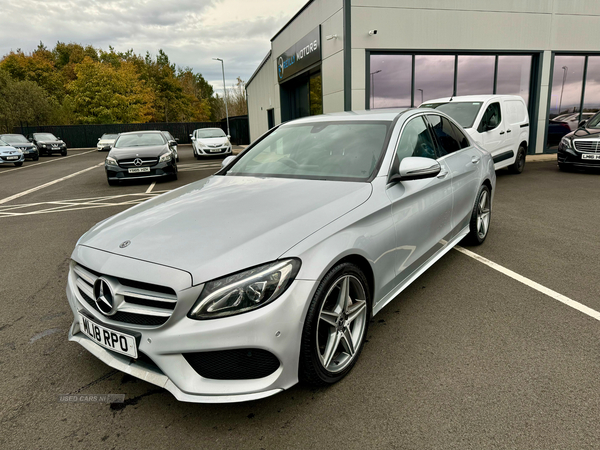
xmin=558 ymin=112 xmax=600 ymax=171
xmin=28 ymin=132 xmax=67 ymax=156
xmin=105 ymin=131 xmax=178 ymax=186
xmin=0 ymin=134 xmax=39 ymax=160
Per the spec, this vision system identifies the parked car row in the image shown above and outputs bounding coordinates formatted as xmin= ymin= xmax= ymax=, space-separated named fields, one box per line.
xmin=0 ymin=132 xmax=68 ymax=167
xmin=103 ymin=128 xmax=230 ymax=185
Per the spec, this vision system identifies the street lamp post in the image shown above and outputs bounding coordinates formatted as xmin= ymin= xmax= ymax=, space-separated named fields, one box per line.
xmin=417 ymin=89 xmax=424 ymax=105
xmin=370 ymin=69 xmax=382 ymax=109
xmin=213 ymin=58 xmax=230 ymax=138
xmin=558 ymin=65 xmax=568 ymax=115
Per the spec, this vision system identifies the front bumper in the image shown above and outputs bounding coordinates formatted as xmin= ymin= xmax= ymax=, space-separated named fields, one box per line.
xmin=558 ymin=146 xmax=600 ymax=169
xmin=105 ymin=160 xmax=176 ymax=181
xmin=0 ymin=154 xmax=25 ymax=164
xmin=66 ymin=247 xmax=316 ymax=403
xmin=41 ymin=145 xmax=67 ymax=153
xmin=16 ymin=147 xmax=38 ymax=159
xmin=195 ymin=145 xmax=232 ymax=156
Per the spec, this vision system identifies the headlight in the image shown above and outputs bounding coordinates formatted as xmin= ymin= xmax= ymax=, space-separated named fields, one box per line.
xmin=159 ymin=152 xmax=172 ymax=162
xmin=560 ymin=136 xmax=572 ymax=149
xmin=105 ymin=156 xmax=118 ymax=166
xmin=188 ymin=258 xmax=301 ymax=320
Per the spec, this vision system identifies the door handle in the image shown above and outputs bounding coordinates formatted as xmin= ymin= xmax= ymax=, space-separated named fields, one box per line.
xmin=506 ymin=129 xmax=512 ymax=133
xmin=499 ymin=131 xmax=505 ymax=135
xmin=471 ymin=156 xmax=481 ymax=164
xmin=437 ymin=169 xmax=449 ymax=179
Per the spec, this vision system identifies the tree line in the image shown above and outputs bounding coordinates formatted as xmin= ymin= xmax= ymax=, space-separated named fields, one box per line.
xmin=0 ymin=42 xmax=247 ymax=133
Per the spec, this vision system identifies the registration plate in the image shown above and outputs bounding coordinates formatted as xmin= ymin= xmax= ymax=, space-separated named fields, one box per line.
xmin=582 ymin=154 xmax=600 ymax=160
xmin=128 ymin=167 xmax=150 ymax=173
xmin=209 ymin=148 xmax=222 ymax=153
xmin=78 ymin=313 xmax=138 ymax=358
xmin=6 ymin=156 xmax=18 ymax=160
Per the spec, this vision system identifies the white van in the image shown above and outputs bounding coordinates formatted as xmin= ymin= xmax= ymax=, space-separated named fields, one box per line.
xmin=421 ymin=95 xmax=529 ymax=173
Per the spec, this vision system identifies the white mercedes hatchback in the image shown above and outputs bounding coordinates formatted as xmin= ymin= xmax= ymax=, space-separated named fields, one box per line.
xmin=67 ymin=109 xmax=495 ymax=403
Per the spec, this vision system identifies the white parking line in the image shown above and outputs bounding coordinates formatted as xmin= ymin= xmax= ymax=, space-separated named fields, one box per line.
xmin=0 ymin=163 xmax=103 ymax=205
xmin=0 ymin=149 xmax=98 ymax=175
xmin=455 ymin=246 xmax=600 ymax=322
xmin=146 ymin=182 xmax=156 ymax=193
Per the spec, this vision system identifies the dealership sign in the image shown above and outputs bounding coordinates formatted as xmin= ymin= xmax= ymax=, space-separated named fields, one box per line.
xmin=277 ymin=26 xmax=321 ymax=83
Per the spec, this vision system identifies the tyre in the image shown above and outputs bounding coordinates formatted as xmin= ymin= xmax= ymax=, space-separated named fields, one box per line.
xmin=299 ymin=262 xmax=371 ymax=387
xmin=33 ymin=155 xmax=39 ymax=161
xmin=14 ymin=162 xmax=23 ymax=167
xmin=195 ymin=153 xmax=201 ymax=160
xmin=61 ymin=150 xmax=67 ymax=156
xmin=507 ymin=145 xmax=526 ymax=174
xmin=464 ymin=184 xmax=492 ymax=245
xmin=107 ymin=178 xmax=119 ymax=186
xmin=171 ymin=172 xmax=178 ymax=181
xmin=558 ymin=163 xmax=572 ymax=172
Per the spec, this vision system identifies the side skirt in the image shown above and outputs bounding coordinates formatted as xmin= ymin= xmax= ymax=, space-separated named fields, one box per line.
xmin=372 ymin=225 xmax=470 ymax=316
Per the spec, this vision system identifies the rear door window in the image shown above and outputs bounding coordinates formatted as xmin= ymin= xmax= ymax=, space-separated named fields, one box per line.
xmin=426 ymin=115 xmax=465 ymax=157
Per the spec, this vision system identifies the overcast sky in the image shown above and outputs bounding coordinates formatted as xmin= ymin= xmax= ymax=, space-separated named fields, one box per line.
xmin=0 ymin=0 xmax=307 ymax=90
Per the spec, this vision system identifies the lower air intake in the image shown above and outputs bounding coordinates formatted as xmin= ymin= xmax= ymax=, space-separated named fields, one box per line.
xmin=183 ymin=349 xmax=280 ymax=380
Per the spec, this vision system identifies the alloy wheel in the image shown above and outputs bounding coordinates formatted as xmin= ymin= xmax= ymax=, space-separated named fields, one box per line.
xmin=476 ymin=190 xmax=491 ymax=240
xmin=316 ymin=275 xmax=367 ymax=373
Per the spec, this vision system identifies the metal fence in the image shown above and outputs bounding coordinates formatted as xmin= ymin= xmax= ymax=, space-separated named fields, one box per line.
xmin=14 ymin=116 xmax=250 ymax=148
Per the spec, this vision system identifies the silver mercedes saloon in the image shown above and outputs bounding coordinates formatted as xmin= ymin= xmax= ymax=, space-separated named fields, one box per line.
xmin=66 ymin=108 xmax=496 ymax=403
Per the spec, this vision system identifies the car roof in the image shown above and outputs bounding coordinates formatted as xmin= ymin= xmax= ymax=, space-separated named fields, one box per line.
xmin=0 ymin=133 xmax=24 ymax=136
xmin=118 ymin=130 xmax=163 ymax=136
xmin=196 ymin=128 xmax=223 ymax=131
xmin=423 ymin=94 xmax=524 ymax=104
xmin=286 ymin=109 xmax=409 ymax=125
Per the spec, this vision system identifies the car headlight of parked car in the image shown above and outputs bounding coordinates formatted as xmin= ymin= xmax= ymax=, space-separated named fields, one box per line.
xmin=105 ymin=156 xmax=118 ymax=166
xmin=560 ymin=136 xmax=572 ymax=149
xmin=159 ymin=152 xmax=172 ymax=163
xmin=188 ymin=259 xmax=301 ymax=320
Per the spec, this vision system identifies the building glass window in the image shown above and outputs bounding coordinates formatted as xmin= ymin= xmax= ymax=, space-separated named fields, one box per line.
xmin=496 ymin=55 xmax=532 ymax=105
xmin=414 ymin=55 xmax=455 ymax=105
xmin=369 ymin=52 xmax=533 ymax=110
xmin=546 ymin=56 xmax=585 ymax=150
xmin=582 ymin=56 xmax=600 ymax=120
xmin=370 ymin=54 xmax=412 ymax=109
xmin=456 ymin=55 xmax=495 ymax=96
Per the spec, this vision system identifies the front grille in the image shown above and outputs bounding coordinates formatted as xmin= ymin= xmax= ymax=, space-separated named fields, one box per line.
xmin=574 ymin=140 xmax=600 ymax=153
xmin=73 ymin=263 xmax=176 ymax=327
xmin=1 ymin=154 xmax=20 ymax=161
xmin=184 ymin=349 xmax=280 ymax=380
xmin=118 ymin=157 xmax=158 ymax=168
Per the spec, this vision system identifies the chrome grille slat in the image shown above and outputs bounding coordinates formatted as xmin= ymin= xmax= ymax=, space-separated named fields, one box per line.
xmin=72 ymin=262 xmax=177 ymax=327
xmin=118 ymin=304 xmax=172 ymax=317
xmin=574 ymin=139 xmax=600 ymax=153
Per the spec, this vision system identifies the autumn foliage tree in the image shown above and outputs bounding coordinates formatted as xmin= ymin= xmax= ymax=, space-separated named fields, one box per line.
xmin=68 ymin=58 xmax=154 ymax=124
xmin=0 ymin=42 xmax=227 ymax=127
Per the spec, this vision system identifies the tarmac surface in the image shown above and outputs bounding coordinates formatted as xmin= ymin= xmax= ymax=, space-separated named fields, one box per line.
xmin=1 ymin=146 xmax=599 ymax=449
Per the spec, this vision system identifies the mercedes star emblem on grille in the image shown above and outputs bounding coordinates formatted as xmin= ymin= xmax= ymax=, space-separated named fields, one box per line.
xmin=93 ymin=278 xmax=116 ymax=315
xmin=133 ymin=158 xmax=143 ymax=166
xmin=119 ymin=240 xmax=131 ymax=248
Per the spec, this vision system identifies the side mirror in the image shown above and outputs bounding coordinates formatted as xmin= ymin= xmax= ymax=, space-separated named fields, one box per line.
xmin=389 ymin=157 xmax=441 ymax=183
xmin=191 ymin=136 xmax=195 ymax=141
xmin=578 ymin=120 xmax=588 ymax=129
xmin=57 ymin=137 xmax=61 ymax=140
xmin=175 ymin=137 xmax=180 ymax=142
xmin=169 ymin=140 xmax=177 ymax=147
xmin=98 ymin=137 xmax=101 ymax=141
xmin=227 ymin=135 xmax=231 ymax=140
xmin=221 ymin=155 xmax=236 ymax=168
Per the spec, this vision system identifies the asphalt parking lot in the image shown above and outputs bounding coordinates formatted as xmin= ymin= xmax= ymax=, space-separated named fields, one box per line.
xmin=1 ymin=149 xmax=600 ymax=449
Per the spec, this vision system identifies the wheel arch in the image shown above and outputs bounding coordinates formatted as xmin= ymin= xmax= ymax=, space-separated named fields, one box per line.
xmin=323 ymin=254 xmax=375 ymax=309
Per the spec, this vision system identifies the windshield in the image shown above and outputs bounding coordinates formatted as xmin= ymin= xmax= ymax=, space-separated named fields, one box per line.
xmin=114 ymin=133 xmax=166 ymax=148
xmin=0 ymin=139 xmax=9 ymax=147
xmin=421 ymin=102 xmax=483 ymax=128
xmin=1 ymin=135 xmax=29 ymax=144
xmin=225 ymin=121 xmax=390 ymax=181
xmin=101 ymin=134 xmax=118 ymax=139
xmin=196 ymin=129 xmax=226 ymax=139
xmin=586 ymin=112 xmax=600 ymax=129
xmin=35 ymin=133 xmax=58 ymax=141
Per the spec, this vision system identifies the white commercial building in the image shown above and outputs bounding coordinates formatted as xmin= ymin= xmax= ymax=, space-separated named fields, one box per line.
xmin=246 ymin=0 xmax=600 ymax=154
